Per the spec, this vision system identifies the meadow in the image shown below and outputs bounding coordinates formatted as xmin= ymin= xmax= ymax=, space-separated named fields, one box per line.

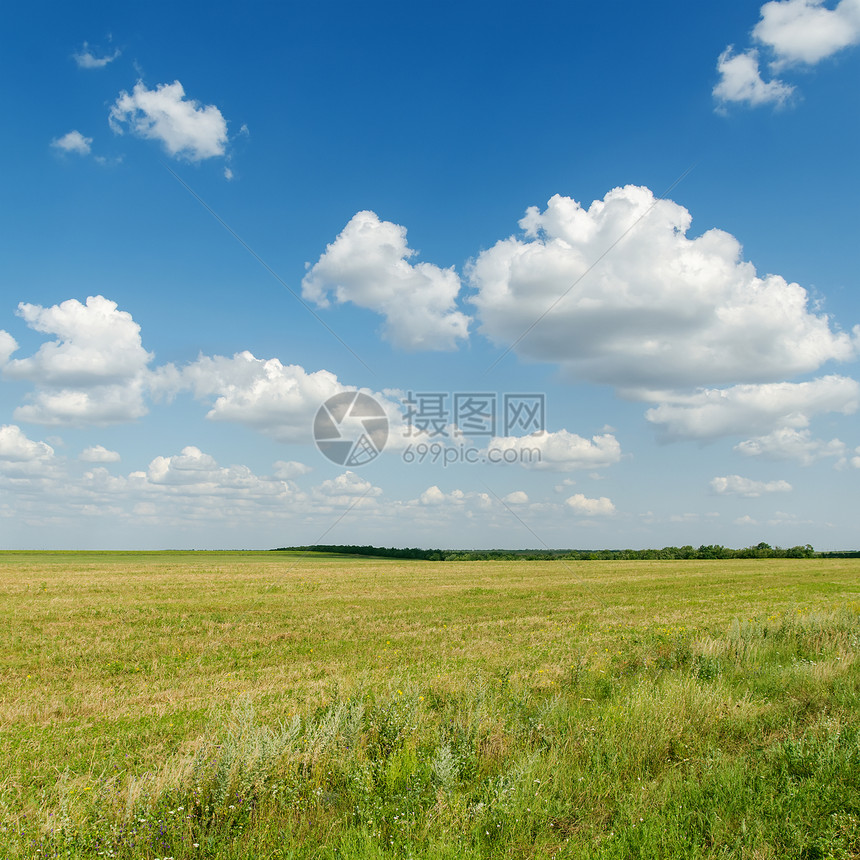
xmin=1 ymin=551 xmax=858 ymax=859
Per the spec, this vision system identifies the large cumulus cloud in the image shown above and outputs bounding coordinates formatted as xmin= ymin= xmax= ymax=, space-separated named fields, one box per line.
xmin=469 ymin=186 xmax=856 ymax=391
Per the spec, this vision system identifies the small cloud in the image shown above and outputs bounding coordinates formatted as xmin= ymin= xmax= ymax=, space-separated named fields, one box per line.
xmin=669 ymin=512 xmax=699 ymax=523
xmin=733 ymin=514 xmax=758 ymax=526
xmin=109 ymin=80 xmax=229 ymax=162
xmin=0 ymin=330 xmax=18 ymax=365
xmin=0 ymin=424 xmax=55 ymax=464
xmin=735 ymin=427 xmax=847 ymax=465
xmin=224 ymin=167 xmax=234 ymax=180
xmin=51 ymin=130 xmax=93 ymax=156
xmin=273 ymin=460 xmax=312 ymax=479
xmin=711 ymin=474 xmax=792 ymax=498
xmin=316 ymin=470 xmax=381 ymax=498
xmin=302 ymin=210 xmax=470 ymax=351
xmin=488 ymin=430 xmax=621 ymax=472
xmin=417 ymin=486 xmax=467 ymax=506
xmin=312 ymin=471 xmax=382 ymax=507
xmin=714 ymin=0 xmax=860 ymax=110
xmin=565 ymin=493 xmax=616 ymax=517
xmin=79 ymin=445 xmax=121 ymax=463
xmin=713 ymin=47 xmax=794 ymax=108
xmin=93 ymin=154 xmax=124 ymax=167
xmin=767 ymin=511 xmax=814 ymax=526
xmin=502 ymin=490 xmax=529 ymax=505
xmin=754 ymin=0 xmax=860 ymax=67
xmin=74 ymin=42 xmax=120 ymax=69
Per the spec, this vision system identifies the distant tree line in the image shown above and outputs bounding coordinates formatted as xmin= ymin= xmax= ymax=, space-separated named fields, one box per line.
xmin=272 ymin=542 xmax=829 ymax=561
xmin=273 ymin=544 xmax=447 ymax=560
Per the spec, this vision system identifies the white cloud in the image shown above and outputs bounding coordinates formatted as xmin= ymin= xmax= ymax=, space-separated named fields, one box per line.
xmin=9 ymin=296 xmax=152 ymax=385
xmin=155 ymin=351 xmax=354 ymax=442
xmin=0 ymin=425 xmax=62 ymax=485
xmin=141 ymin=446 xmax=293 ymax=504
xmin=767 ymin=510 xmax=816 ymax=526
xmin=80 ymin=445 xmax=121 ymax=463
xmin=735 ymin=427 xmax=847 ymax=464
xmin=5 ymin=296 xmax=153 ymax=425
xmin=74 ymin=43 xmax=120 ymax=69
xmin=644 ymin=375 xmax=859 ymax=440
xmin=13 ymin=386 xmax=149 ymax=427
xmin=0 ymin=331 xmax=17 ymax=365
xmin=154 ymin=350 xmax=405 ymax=445
xmin=669 ymin=512 xmax=700 ymax=523
xmin=710 ymin=474 xmax=793 ymax=497
xmin=312 ymin=470 xmax=383 ymax=509
xmin=109 ymin=81 xmax=228 ymax=161
xmin=469 ymin=187 xmax=855 ymax=391
xmin=713 ymin=48 xmax=794 ymax=106
xmin=51 ymin=130 xmax=93 ymax=156
xmin=734 ymin=514 xmax=759 ymax=526
xmin=754 ymin=0 xmax=860 ymax=65
xmin=502 ymin=490 xmax=529 ymax=505
xmin=715 ymin=0 xmax=860 ymax=109
xmin=565 ymin=493 xmax=616 ymax=516
xmin=486 ymin=430 xmax=622 ymax=471
xmin=273 ymin=460 xmax=313 ymax=479
xmin=148 ymin=446 xmax=219 ymax=485
xmin=406 ymin=484 xmax=484 ymax=510
xmin=302 ymin=211 xmax=470 ymax=351
xmin=0 ymin=425 xmax=56 ymax=473
xmin=315 ymin=470 xmax=382 ymax=502
xmin=418 ymin=486 xmax=468 ymax=506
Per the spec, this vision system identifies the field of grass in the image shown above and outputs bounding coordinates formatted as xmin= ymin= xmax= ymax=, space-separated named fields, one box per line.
xmin=1 ymin=551 xmax=859 ymax=859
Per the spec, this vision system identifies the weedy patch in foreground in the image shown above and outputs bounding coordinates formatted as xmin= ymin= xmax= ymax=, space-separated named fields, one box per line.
xmin=7 ymin=606 xmax=860 ymax=859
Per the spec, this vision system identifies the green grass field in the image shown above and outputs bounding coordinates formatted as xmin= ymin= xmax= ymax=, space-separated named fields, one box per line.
xmin=1 ymin=552 xmax=859 ymax=859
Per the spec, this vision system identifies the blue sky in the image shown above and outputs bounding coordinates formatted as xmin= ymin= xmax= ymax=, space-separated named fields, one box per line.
xmin=2 ymin=0 xmax=860 ymax=550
